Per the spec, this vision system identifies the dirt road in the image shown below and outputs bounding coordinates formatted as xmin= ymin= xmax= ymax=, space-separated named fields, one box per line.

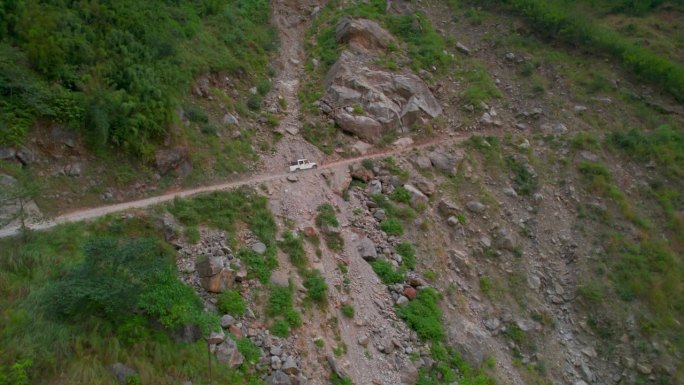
xmin=0 ymin=134 xmax=472 ymax=239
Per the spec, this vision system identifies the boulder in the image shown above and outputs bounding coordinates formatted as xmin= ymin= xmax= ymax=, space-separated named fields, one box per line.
xmin=251 ymin=242 xmax=267 ymax=255
xmin=266 ymin=370 xmax=292 ymax=385
xmin=334 ymin=111 xmax=384 ymax=143
xmin=368 ymin=179 xmax=382 ymax=195
xmin=428 ymin=149 xmax=464 ymax=176
xmin=216 ymin=338 xmax=244 ymax=368
xmin=410 ymin=176 xmax=435 ymax=196
xmin=321 ymin=166 xmax=352 ymax=196
xmin=64 ymin=163 xmax=82 ymax=177
xmin=493 ymin=228 xmax=516 ymax=251
xmin=357 ymin=237 xmax=378 ymax=261
xmin=206 ymin=329 xmax=226 ymax=345
xmin=155 ymin=146 xmax=187 ymax=175
xmin=403 ymin=287 xmax=417 ymax=300
xmin=438 ymin=198 xmax=460 ymax=216
xmin=222 ymin=113 xmax=239 ymax=125
xmin=220 ymin=314 xmax=236 ymax=328
xmin=351 ymin=165 xmax=374 ymax=182
xmin=336 ymin=17 xmax=396 ymax=53
xmin=0 ymin=147 xmax=16 ymax=161
xmin=281 ymin=356 xmax=299 ymax=375
xmin=466 ymin=201 xmax=486 ymax=213
xmin=403 ymin=184 xmax=428 ymax=208
xmin=324 ymin=51 xmax=442 ymax=144
xmin=196 ymin=256 xmax=226 ymax=277
xmin=396 ymin=296 xmax=409 ymax=306
xmin=109 ymin=363 xmax=137 ymax=385
xmin=410 ymin=155 xmax=432 ymax=170
xmin=159 ymin=212 xmax=182 ymax=242
xmin=16 ymin=147 xmax=35 ymax=165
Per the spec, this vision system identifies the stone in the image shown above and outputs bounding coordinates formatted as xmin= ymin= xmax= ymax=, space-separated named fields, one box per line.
xmin=428 ymin=149 xmax=464 ymax=176
xmin=206 ymin=329 xmax=226 ymax=345
xmin=351 ymin=165 xmax=374 ymax=182
xmin=271 ymin=355 xmax=282 ymax=370
xmin=484 ymin=318 xmax=501 ymax=331
xmin=503 ymin=187 xmax=518 ymax=197
xmin=403 ymin=184 xmax=428 ymax=208
xmin=410 ymin=155 xmax=432 ymax=169
xmin=403 ymin=287 xmax=417 ymax=300
xmin=438 ymin=198 xmax=460 ymax=216
xmin=393 ymin=137 xmax=414 ymax=148
xmin=466 ymin=201 xmax=486 ymax=213
xmin=636 ymin=363 xmax=652 ymax=375
xmin=109 ymin=363 xmax=137 ymax=385
xmin=155 ymin=146 xmax=187 ymax=175
xmin=396 ymin=296 xmax=409 ymax=306
xmin=287 ymin=175 xmax=299 ymax=183
xmin=368 ymin=179 xmax=382 ymax=195
xmin=0 ymin=147 xmax=16 ymax=161
xmin=336 ymin=17 xmax=396 ymax=53
xmin=63 ymin=163 xmax=82 ymax=177
xmin=358 ymin=334 xmax=369 ymax=346
xmin=266 ymin=370 xmax=292 ymax=385
xmin=16 ymin=147 xmax=35 ymax=165
xmin=324 ymin=51 xmax=441 ymax=143
xmin=527 ymin=274 xmax=541 ymax=290
xmin=581 ymin=346 xmax=597 ymax=358
xmin=455 ymin=41 xmax=471 ymax=55
xmin=252 ymin=242 xmax=267 ymax=255
xmin=515 ymin=319 xmax=541 ymax=332
xmin=221 ymin=314 xmax=236 ymax=328
xmin=321 ymin=166 xmax=352 ymax=196
xmin=200 ymin=268 xmax=235 ymax=293
xmin=410 ymin=176 xmax=435 ymax=196
xmin=282 ymin=356 xmax=299 ymax=375
xmin=479 ymin=236 xmax=492 ymax=248
xmin=222 ymin=113 xmax=239 ymax=125
xmin=216 ymin=338 xmax=244 ymax=368
xmin=373 ymin=209 xmax=386 ymax=221
xmin=196 ymin=256 xmax=225 ymax=277
xmin=447 ymin=216 xmax=459 ymax=227
xmin=357 ymin=237 xmax=378 ymax=261
xmin=494 ymin=228 xmax=516 ymax=251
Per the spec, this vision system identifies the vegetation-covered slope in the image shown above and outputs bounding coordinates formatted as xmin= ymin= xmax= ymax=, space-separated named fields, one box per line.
xmin=0 ymin=0 xmax=275 ymax=156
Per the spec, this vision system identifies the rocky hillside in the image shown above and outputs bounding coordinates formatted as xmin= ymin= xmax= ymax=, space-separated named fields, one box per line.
xmin=1 ymin=1 xmax=683 ymax=385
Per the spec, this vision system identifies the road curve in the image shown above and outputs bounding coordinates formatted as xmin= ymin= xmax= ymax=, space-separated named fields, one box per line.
xmin=0 ymin=134 xmax=472 ymax=238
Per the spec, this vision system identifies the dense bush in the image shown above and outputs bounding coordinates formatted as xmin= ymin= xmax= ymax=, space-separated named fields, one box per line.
xmin=278 ymin=231 xmax=307 ymax=270
xmin=380 ymin=217 xmax=404 ymax=236
xmin=41 ymin=237 xmax=213 ymax=332
xmin=397 ymin=288 xmax=444 ymax=341
xmin=303 ymin=272 xmax=328 ymax=303
xmin=0 ymin=0 xmax=276 ymax=154
xmin=370 ymin=260 xmax=405 ymax=284
xmin=217 ymin=290 xmax=247 ymax=317
xmin=502 ymin=0 xmax=684 ymax=102
xmin=396 ymin=242 xmax=416 ymax=270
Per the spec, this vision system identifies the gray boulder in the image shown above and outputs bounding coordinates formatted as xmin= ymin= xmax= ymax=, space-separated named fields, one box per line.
xmin=266 ymin=370 xmax=291 ymax=385
xmin=368 ymin=179 xmax=382 ymax=195
xmin=466 ymin=201 xmax=486 ymax=213
xmin=281 ymin=356 xmax=299 ymax=375
xmin=357 ymin=237 xmax=378 ymax=261
xmin=222 ymin=113 xmax=239 ymax=125
xmin=438 ymin=198 xmax=460 ymax=216
xmin=16 ymin=147 xmax=35 ymax=165
xmin=196 ymin=256 xmax=225 ymax=277
xmin=216 ymin=338 xmax=244 ymax=368
xmin=336 ymin=17 xmax=396 ymax=53
xmin=403 ymin=184 xmax=428 ymax=208
xmin=428 ymin=149 xmax=464 ymax=176
xmin=410 ymin=176 xmax=435 ymax=196
xmin=410 ymin=155 xmax=432 ymax=169
xmin=0 ymin=147 xmax=16 ymax=161
xmin=251 ymin=241 xmax=267 ymax=255
xmin=334 ymin=111 xmax=384 ymax=143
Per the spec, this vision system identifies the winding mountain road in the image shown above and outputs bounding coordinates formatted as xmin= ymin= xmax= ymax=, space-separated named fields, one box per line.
xmin=0 ymin=133 xmax=474 ymax=238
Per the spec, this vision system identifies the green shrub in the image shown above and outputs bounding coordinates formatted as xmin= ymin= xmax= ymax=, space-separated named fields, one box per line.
xmin=341 ymin=304 xmax=355 ymax=318
xmin=217 ymin=290 xmax=246 ymax=317
xmin=247 ymin=95 xmax=262 ymax=111
xmin=257 ymin=79 xmax=272 ymax=96
xmin=268 ymin=285 xmax=302 ymax=328
xmin=380 ymin=218 xmax=404 ymax=236
xmin=395 ymin=242 xmax=416 ymax=270
xmin=390 ymin=187 xmax=412 ymax=204
xmin=397 ymin=288 xmax=444 ymax=341
xmin=278 ymin=231 xmax=307 ymax=271
xmin=185 ymin=104 xmax=209 ymax=123
xmin=271 ymin=319 xmax=289 ymax=337
xmin=370 ymin=260 xmax=405 ymax=284
xmin=304 ymin=272 xmax=328 ymax=303
xmin=316 ymin=203 xmax=339 ymax=228
xmin=506 ymin=157 xmax=538 ymax=196
xmin=237 ymin=338 xmax=262 ymax=364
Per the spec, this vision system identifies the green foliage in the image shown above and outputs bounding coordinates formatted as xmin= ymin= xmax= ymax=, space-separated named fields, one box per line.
xmin=271 ymin=319 xmax=290 ymax=337
xmin=370 ymin=260 xmax=405 ymax=284
xmin=0 ymin=359 xmax=31 ymax=385
xmin=0 ymin=0 xmax=276 ymax=153
xmin=40 ymin=237 xmax=212 ymax=332
xmin=341 ymin=304 xmax=355 ymax=318
xmin=390 ymin=187 xmax=412 ymax=204
xmin=461 ymin=63 xmax=503 ymax=107
xmin=238 ymin=248 xmax=278 ymax=284
xmin=502 ymin=0 xmax=684 ymax=102
xmin=184 ymin=104 xmax=209 ymax=123
xmin=304 ymin=272 xmax=328 ymax=303
xmin=237 ymin=338 xmax=262 ymax=364
xmin=316 ymin=203 xmax=340 ymax=228
xmin=217 ymin=290 xmax=247 ymax=317
xmin=278 ymin=231 xmax=307 ymax=271
xmin=609 ymin=125 xmax=683 ymax=179
xmin=380 ymin=217 xmax=404 ymax=236
xmin=416 ymin=343 xmax=494 ymax=385
xmin=268 ymin=285 xmax=302 ymax=330
xmin=397 ymin=288 xmax=444 ymax=341
xmin=396 ymin=242 xmax=416 ymax=270
xmin=506 ymin=157 xmax=538 ymax=196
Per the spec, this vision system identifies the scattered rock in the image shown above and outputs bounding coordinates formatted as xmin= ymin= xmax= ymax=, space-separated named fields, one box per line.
xmin=527 ymin=274 xmax=541 ymax=291
xmin=351 ymin=165 xmax=374 ymax=182
xmin=0 ymin=147 xmax=16 ymax=161
xmin=466 ymin=201 xmax=486 ymax=213
xmin=410 ymin=155 xmax=432 ymax=169
xmin=287 ymin=175 xmax=299 ymax=183
xmin=396 ymin=296 xmax=409 ymax=306
xmin=336 ymin=17 xmax=396 ymax=53
xmin=447 ymin=216 xmax=459 ymax=227
xmin=357 ymin=237 xmax=378 ymax=261
xmin=403 ymin=184 xmax=428 ymax=208
xmin=393 ymin=137 xmax=414 ymax=148
xmin=220 ymin=314 xmax=236 ymax=328
xmin=267 ymin=370 xmax=292 ymax=385
xmin=222 ymin=113 xmax=239 ymax=125
xmin=206 ymin=329 xmax=226 ymax=345
xmin=321 ymin=167 xmax=352 ymax=196
xmin=636 ymin=363 xmax=652 ymax=375
xmin=16 ymin=147 xmax=35 ymax=165
xmin=438 ymin=198 xmax=460 ymax=216
xmin=428 ymin=149 xmax=464 ymax=176
xmin=484 ymin=318 xmax=501 ymax=331
xmin=368 ymin=179 xmax=382 ymax=195
xmin=281 ymin=356 xmax=299 ymax=375
xmin=503 ymin=187 xmax=518 ymax=197
xmin=251 ymin=242 xmax=267 ymax=255
xmin=455 ymin=41 xmax=471 ymax=55
xmin=410 ymin=176 xmax=435 ymax=196
xmin=215 ymin=338 xmax=245 ymax=368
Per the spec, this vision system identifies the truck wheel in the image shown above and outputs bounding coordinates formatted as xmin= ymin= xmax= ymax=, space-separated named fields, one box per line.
xmin=313 ymin=165 xmax=318 ymax=169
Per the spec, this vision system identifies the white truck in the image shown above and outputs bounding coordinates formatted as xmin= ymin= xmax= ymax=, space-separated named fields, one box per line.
xmin=289 ymin=159 xmax=318 ymax=172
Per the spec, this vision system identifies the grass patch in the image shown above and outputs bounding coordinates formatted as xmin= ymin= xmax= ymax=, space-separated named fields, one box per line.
xmin=278 ymin=231 xmax=307 ymax=272
xmin=341 ymin=304 xmax=355 ymax=318
xmin=395 ymin=242 xmax=416 ymax=270
xmin=380 ymin=218 xmax=404 ymax=236
xmin=217 ymin=290 xmax=247 ymax=317
xmin=370 ymin=260 xmax=405 ymax=285
xmin=397 ymin=288 xmax=444 ymax=342
xmin=304 ymin=271 xmax=328 ymax=304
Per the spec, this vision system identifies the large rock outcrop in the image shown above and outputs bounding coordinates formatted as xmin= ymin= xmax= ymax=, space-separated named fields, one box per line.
xmin=321 ymin=18 xmax=442 ymax=143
